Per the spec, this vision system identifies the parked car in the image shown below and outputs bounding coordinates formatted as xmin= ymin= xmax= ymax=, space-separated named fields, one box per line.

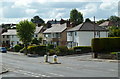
xmin=0 ymin=47 xmax=7 ymax=53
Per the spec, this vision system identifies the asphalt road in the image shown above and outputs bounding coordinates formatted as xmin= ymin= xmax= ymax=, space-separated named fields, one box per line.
xmin=0 ymin=52 xmax=118 ymax=77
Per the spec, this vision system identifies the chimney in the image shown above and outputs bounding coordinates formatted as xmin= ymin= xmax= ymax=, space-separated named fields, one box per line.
xmin=66 ymin=19 xmax=70 ymax=27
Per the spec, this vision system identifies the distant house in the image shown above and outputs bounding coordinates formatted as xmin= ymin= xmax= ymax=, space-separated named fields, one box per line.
xmin=1 ymin=29 xmax=20 ymax=47
xmin=34 ymin=26 xmax=45 ymax=44
xmin=43 ymin=23 xmax=71 ymax=46
xmin=67 ymin=22 xmax=108 ymax=48
xmin=99 ymin=21 xmax=115 ymax=29
xmin=0 ymin=26 xmax=2 ymax=46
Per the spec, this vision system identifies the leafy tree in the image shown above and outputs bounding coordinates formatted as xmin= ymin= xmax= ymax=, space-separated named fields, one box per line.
xmin=31 ymin=38 xmax=39 ymax=45
xmin=70 ymin=9 xmax=83 ymax=26
xmin=85 ymin=18 xmax=92 ymax=22
xmin=108 ymin=26 xmax=120 ymax=37
xmin=16 ymin=20 xmax=36 ymax=54
xmin=31 ymin=16 xmax=44 ymax=25
xmin=97 ymin=19 xmax=106 ymax=24
xmin=109 ymin=16 xmax=120 ymax=22
xmin=39 ymin=37 xmax=43 ymax=43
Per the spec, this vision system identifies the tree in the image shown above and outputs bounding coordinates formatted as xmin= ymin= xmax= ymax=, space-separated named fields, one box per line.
xmin=97 ymin=19 xmax=106 ymax=24
xmin=70 ymin=9 xmax=83 ymax=26
xmin=31 ymin=16 xmax=45 ymax=26
xmin=85 ymin=18 xmax=92 ymax=22
xmin=108 ymin=26 xmax=120 ymax=37
xmin=109 ymin=16 xmax=120 ymax=22
xmin=16 ymin=20 xmax=36 ymax=54
xmin=31 ymin=38 xmax=39 ymax=45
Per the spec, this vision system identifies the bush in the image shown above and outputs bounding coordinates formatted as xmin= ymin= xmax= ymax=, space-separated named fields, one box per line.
xmin=49 ymin=49 xmax=56 ymax=56
xmin=92 ymin=37 xmax=120 ymax=53
xmin=27 ymin=45 xmax=46 ymax=56
xmin=74 ymin=46 xmax=91 ymax=53
xmin=55 ymin=46 xmax=68 ymax=56
xmin=14 ymin=44 xmax=22 ymax=52
xmin=68 ymin=48 xmax=74 ymax=55
xmin=47 ymin=44 xmax=54 ymax=49
xmin=20 ymin=47 xmax=26 ymax=53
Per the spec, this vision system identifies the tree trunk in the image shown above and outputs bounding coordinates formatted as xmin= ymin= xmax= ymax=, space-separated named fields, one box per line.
xmin=24 ymin=44 xmax=28 ymax=55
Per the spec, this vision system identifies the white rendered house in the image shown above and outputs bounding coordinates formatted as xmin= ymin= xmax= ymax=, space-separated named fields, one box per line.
xmin=67 ymin=22 xmax=108 ymax=48
xmin=1 ymin=29 xmax=20 ymax=47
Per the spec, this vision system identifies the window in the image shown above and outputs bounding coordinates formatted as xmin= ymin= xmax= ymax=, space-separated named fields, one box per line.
xmin=36 ymin=35 xmax=38 ymax=37
xmin=7 ymin=35 xmax=9 ymax=38
xmin=75 ymin=32 xmax=77 ymax=36
xmin=68 ymin=32 xmax=72 ymax=36
xmin=56 ymin=33 xmax=60 ymax=38
xmin=3 ymin=35 xmax=5 ymax=38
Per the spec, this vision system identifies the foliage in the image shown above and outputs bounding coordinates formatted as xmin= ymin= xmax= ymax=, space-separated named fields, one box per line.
xmin=47 ymin=44 xmax=54 ymax=49
xmin=27 ymin=45 xmax=46 ymax=55
xmin=31 ymin=38 xmax=39 ymax=45
xmin=31 ymin=16 xmax=44 ymax=25
xmin=91 ymin=37 xmax=120 ymax=53
xmin=70 ymin=9 xmax=83 ymax=26
xmin=109 ymin=16 xmax=120 ymax=22
xmin=16 ymin=20 xmax=36 ymax=54
xmin=14 ymin=44 xmax=23 ymax=52
xmin=108 ymin=26 xmax=120 ymax=37
xmin=49 ymin=49 xmax=56 ymax=56
xmin=68 ymin=48 xmax=74 ymax=55
xmin=74 ymin=46 xmax=91 ymax=53
xmin=97 ymin=19 xmax=106 ymax=24
xmin=85 ymin=18 xmax=92 ymax=22
xmin=20 ymin=47 xmax=26 ymax=53
xmin=55 ymin=46 xmax=68 ymax=56
xmin=39 ymin=37 xmax=43 ymax=43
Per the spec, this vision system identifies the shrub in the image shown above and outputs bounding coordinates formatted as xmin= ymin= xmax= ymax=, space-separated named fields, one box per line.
xmin=14 ymin=44 xmax=22 ymax=52
xmin=20 ymin=47 xmax=26 ymax=53
xmin=74 ymin=46 xmax=91 ymax=53
xmin=92 ymin=37 xmax=120 ymax=53
xmin=49 ymin=49 xmax=56 ymax=56
xmin=27 ymin=45 xmax=46 ymax=56
xmin=55 ymin=46 xmax=68 ymax=56
xmin=68 ymin=48 xmax=74 ymax=55
xmin=47 ymin=44 xmax=54 ymax=49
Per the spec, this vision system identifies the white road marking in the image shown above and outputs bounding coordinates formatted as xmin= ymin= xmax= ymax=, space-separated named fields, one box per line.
xmin=8 ymin=68 xmax=50 ymax=77
xmin=47 ymin=72 xmax=64 ymax=77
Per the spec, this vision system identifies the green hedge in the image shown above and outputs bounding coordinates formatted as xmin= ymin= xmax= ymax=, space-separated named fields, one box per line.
xmin=74 ymin=46 xmax=91 ymax=53
xmin=92 ymin=37 xmax=120 ymax=53
xmin=27 ymin=45 xmax=46 ymax=55
xmin=14 ymin=44 xmax=23 ymax=52
xmin=55 ymin=46 xmax=69 ymax=56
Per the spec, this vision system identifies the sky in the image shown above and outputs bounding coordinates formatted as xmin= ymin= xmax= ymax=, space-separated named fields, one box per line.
xmin=0 ymin=0 xmax=120 ymax=24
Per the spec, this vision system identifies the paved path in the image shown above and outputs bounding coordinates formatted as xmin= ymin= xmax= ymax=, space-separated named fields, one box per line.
xmin=1 ymin=52 xmax=119 ymax=77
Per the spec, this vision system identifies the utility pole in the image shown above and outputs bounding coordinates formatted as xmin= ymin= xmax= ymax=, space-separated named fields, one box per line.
xmin=94 ymin=16 xmax=96 ymax=38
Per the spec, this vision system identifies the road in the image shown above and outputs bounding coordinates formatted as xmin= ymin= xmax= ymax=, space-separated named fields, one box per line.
xmin=0 ymin=52 xmax=118 ymax=77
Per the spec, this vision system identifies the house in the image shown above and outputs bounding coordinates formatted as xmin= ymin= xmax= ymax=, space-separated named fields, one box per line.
xmin=43 ymin=23 xmax=71 ymax=46
xmin=34 ymin=26 xmax=45 ymax=44
xmin=67 ymin=22 xmax=108 ymax=48
xmin=0 ymin=26 xmax=2 ymax=46
xmin=1 ymin=29 xmax=20 ymax=47
xmin=99 ymin=21 xmax=115 ymax=29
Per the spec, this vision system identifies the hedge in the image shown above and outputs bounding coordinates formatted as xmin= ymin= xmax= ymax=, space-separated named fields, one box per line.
xmin=27 ymin=45 xmax=46 ymax=55
xmin=14 ymin=44 xmax=23 ymax=52
xmin=74 ymin=46 xmax=91 ymax=53
xmin=91 ymin=37 xmax=120 ymax=53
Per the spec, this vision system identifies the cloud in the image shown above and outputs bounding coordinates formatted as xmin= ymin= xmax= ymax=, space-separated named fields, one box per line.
xmin=78 ymin=3 xmax=98 ymax=17
xmin=99 ymin=2 xmax=117 ymax=10
xmin=25 ymin=9 xmax=37 ymax=16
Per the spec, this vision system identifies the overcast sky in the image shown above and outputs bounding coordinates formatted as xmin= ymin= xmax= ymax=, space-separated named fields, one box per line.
xmin=0 ymin=0 xmax=119 ymax=24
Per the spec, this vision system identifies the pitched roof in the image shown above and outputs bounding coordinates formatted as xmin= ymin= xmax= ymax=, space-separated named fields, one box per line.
xmin=99 ymin=21 xmax=114 ymax=27
xmin=67 ymin=22 xmax=108 ymax=31
xmin=35 ymin=26 xmax=44 ymax=34
xmin=2 ymin=29 xmax=17 ymax=35
xmin=43 ymin=23 xmax=67 ymax=33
